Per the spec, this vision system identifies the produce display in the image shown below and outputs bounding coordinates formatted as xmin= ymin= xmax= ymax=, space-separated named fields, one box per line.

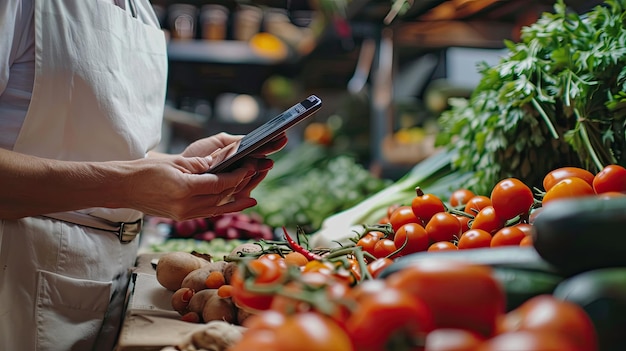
xmin=150 ymin=162 xmax=626 ymax=351
xmin=436 ymin=0 xmax=626 ymax=195
xmin=132 ymin=2 xmax=626 ymax=351
xmin=245 ymin=141 xmax=392 ymax=232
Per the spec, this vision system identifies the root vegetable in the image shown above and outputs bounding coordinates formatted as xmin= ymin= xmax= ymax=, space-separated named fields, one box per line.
xmin=156 ymin=252 xmax=211 ymax=291
xmin=181 ymin=261 xmax=229 ymax=292
xmin=222 ymin=262 xmax=238 ymax=284
xmin=175 ymin=320 xmax=246 ymax=351
xmin=179 ymin=289 xmax=236 ymax=324
xmin=171 ymin=287 xmax=195 ymax=313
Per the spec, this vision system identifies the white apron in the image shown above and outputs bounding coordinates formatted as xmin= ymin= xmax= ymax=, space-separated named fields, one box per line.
xmin=0 ymin=1 xmax=166 ymax=350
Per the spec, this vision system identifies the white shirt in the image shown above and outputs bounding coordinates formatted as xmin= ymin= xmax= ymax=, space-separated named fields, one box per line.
xmin=0 ymin=0 xmax=160 ymax=150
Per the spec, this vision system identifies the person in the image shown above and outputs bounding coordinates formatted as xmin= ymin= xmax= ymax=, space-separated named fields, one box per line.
xmin=0 ymin=1 xmax=287 ymax=350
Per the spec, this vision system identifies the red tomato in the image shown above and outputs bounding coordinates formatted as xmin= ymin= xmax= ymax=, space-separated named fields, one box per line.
xmin=233 ymin=311 xmax=355 ymax=351
xmin=490 ymin=226 xmax=526 ymax=247
xmin=454 ymin=214 xmax=472 ymax=234
xmin=356 ymin=233 xmax=382 ymax=257
xmin=425 ymin=328 xmax=486 ymax=351
xmin=543 ymin=167 xmax=595 ymax=192
xmin=593 ymin=164 xmax=626 ymax=194
xmin=428 ymin=241 xmax=458 ymax=252
xmin=457 ymin=229 xmax=492 ymax=249
xmin=231 ymin=258 xmax=288 ymax=312
xmin=374 ymin=238 xmax=398 ymax=258
xmin=514 ymin=223 xmax=534 ymax=236
xmin=463 ymin=195 xmax=492 ymax=215
xmin=449 ymin=189 xmax=476 ymax=207
xmin=497 ymin=294 xmax=598 ymax=351
xmin=490 ymin=178 xmax=535 ymax=220
xmin=366 ymin=257 xmax=394 ymax=278
xmin=345 ymin=287 xmax=435 ymax=351
xmin=389 ymin=205 xmax=421 ymax=233
xmin=394 ymin=222 xmax=430 ymax=255
xmin=542 ymin=177 xmax=595 ymax=206
xmin=425 ymin=212 xmax=462 ymax=243
xmin=477 ymin=330 xmax=584 ymax=351
xmin=471 ymin=206 xmax=505 ymax=234
xmin=386 ymin=260 xmax=506 ymax=337
xmin=411 ymin=188 xmax=446 ymax=224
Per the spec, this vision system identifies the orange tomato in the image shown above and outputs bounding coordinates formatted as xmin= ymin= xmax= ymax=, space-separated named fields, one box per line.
xmin=490 ymin=226 xmax=527 ymax=247
xmin=543 ymin=167 xmax=595 ymax=192
xmin=542 ymin=177 xmax=595 ymax=206
xmin=458 ymin=229 xmax=492 ymax=250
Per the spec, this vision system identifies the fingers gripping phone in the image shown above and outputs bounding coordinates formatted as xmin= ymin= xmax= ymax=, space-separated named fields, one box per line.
xmin=205 ymin=95 xmax=323 ymax=174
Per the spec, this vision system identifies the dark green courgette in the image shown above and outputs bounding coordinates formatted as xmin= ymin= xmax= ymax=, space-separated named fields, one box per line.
xmin=380 ymin=246 xmax=563 ymax=311
xmin=532 ymin=196 xmax=626 ymax=276
xmin=553 ymin=267 xmax=626 ymax=351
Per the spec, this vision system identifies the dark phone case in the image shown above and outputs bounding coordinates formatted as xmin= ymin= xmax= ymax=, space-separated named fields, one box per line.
xmin=206 ymin=95 xmax=322 ymax=173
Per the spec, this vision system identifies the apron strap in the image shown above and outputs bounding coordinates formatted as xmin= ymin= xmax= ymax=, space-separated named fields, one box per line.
xmin=42 ymin=211 xmax=142 ymax=243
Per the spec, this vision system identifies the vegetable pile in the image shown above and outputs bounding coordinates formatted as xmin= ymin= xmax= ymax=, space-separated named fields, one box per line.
xmin=153 ymin=162 xmax=626 ymax=351
xmin=436 ymin=0 xmax=626 ymax=195
xmin=244 ymin=142 xmax=392 ymax=232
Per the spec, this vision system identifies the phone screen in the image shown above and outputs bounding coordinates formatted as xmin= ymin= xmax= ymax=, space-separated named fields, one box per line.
xmin=206 ymin=95 xmax=322 ymax=173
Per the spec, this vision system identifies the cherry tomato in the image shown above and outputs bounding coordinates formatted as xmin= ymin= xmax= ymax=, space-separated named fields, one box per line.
xmin=514 ymin=223 xmax=534 ymax=236
xmin=457 ymin=229 xmax=492 ymax=250
xmin=386 ymin=260 xmax=506 ymax=337
xmin=454 ymin=214 xmax=472 ymax=234
xmin=471 ymin=206 xmax=505 ymax=234
xmin=542 ymin=177 xmax=595 ymax=206
xmin=388 ymin=205 xmax=421 ymax=233
xmin=374 ymin=238 xmax=398 ymax=258
xmin=464 ymin=195 xmax=492 ymax=215
xmin=519 ymin=235 xmax=533 ymax=247
xmin=490 ymin=178 xmax=534 ymax=220
xmin=449 ymin=189 xmax=476 ymax=207
xmin=490 ymin=226 xmax=526 ymax=247
xmin=231 ymin=258 xmax=288 ymax=312
xmin=411 ymin=188 xmax=446 ymax=224
xmin=366 ymin=257 xmax=394 ymax=278
xmin=356 ymin=233 xmax=382 ymax=257
xmin=425 ymin=212 xmax=462 ymax=243
xmin=393 ymin=222 xmax=429 ymax=255
xmin=233 ymin=311 xmax=355 ymax=351
xmin=592 ymin=164 xmax=626 ymax=194
xmin=543 ymin=167 xmax=595 ymax=192
xmin=477 ymin=330 xmax=583 ymax=351
xmin=346 ymin=287 xmax=435 ymax=351
xmin=284 ymin=252 xmax=309 ymax=267
xmin=497 ymin=294 xmax=598 ymax=351
xmin=428 ymin=241 xmax=458 ymax=252
xmin=425 ymin=328 xmax=486 ymax=351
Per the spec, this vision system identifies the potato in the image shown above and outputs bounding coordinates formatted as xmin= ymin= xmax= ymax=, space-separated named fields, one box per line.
xmin=180 ymin=289 xmax=236 ymax=324
xmin=156 ymin=252 xmax=211 ymax=291
xmin=181 ymin=261 xmax=229 ymax=292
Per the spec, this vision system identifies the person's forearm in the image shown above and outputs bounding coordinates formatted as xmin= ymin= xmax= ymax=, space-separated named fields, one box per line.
xmin=0 ymin=148 xmax=129 ymax=219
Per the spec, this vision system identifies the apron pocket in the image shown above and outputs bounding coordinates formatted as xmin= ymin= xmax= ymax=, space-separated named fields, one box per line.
xmin=35 ymin=270 xmax=113 ymax=351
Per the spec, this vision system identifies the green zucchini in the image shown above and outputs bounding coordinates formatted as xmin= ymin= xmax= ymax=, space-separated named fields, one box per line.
xmin=380 ymin=246 xmax=563 ymax=311
xmin=532 ymin=196 xmax=626 ymax=276
xmin=553 ymin=267 xmax=626 ymax=351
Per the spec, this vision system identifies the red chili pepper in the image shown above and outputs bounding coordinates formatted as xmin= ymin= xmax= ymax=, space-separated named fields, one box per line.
xmin=282 ymin=226 xmax=322 ymax=261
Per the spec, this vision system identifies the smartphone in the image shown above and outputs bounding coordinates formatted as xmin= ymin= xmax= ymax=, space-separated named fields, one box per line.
xmin=205 ymin=95 xmax=323 ymax=173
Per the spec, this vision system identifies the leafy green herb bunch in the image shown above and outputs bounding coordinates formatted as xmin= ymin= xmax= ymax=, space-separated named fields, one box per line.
xmin=436 ymin=0 xmax=626 ymax=195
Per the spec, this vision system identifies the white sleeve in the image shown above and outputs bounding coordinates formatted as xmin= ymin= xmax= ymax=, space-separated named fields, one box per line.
xmin=0 ymin=0 xmax=34 ymax=96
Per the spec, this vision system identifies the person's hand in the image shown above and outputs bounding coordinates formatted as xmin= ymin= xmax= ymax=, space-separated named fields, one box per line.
xmin=180 ymin=131 xmax=288 ymax=159
xmin=121 ymin=154 xmax=259 ymax=220
xmin=180 ymin=131 xmax=288 ymax=199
